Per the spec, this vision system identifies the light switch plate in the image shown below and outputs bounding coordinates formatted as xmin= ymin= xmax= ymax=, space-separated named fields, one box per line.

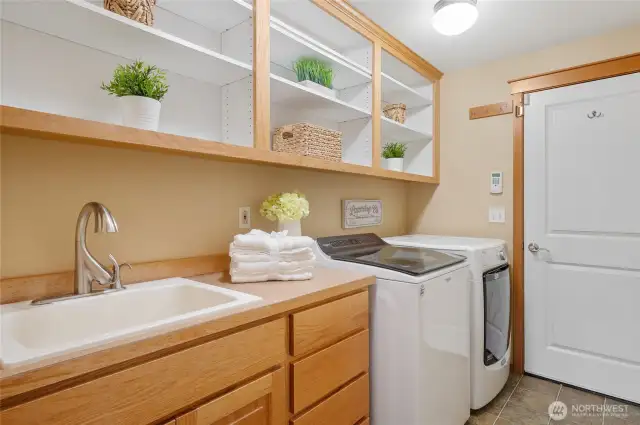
xmin=489 ymin=206 xmax=506 ymax=223
xmin=239 ymin=206 xmax=251 ymax=229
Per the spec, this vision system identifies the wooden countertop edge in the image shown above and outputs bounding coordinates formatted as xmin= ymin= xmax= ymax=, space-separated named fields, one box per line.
xmin=0 ymin=273 xmax=375 ymax=407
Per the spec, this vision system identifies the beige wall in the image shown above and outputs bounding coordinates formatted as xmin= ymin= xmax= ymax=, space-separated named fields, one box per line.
xmin=1 ymin=136 xmax=408 ymax=278
xmin=408 ymin=25 xmax=640 ymax=252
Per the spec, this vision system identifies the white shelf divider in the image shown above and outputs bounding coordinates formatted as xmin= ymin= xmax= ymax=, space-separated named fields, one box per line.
xmin=271 ymin=74 xmax=371 ymax=123
xmin=381 ymin=116 xmax=432 ymax=143
xmin=1 ymin=0 xmax=253 ymax=87
xmin=381 ymin=72 xmax=432 ymax=108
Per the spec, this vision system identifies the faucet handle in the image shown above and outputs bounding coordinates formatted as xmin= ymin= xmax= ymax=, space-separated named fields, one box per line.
xmin=107 ymin=254 xmax=132 ymax=290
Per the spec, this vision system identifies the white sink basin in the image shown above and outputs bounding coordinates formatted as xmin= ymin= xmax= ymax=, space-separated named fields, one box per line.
xmin=0 ymin=278 xmax=261 ymax=366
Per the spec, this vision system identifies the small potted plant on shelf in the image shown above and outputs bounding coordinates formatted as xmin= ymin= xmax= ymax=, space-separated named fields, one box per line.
xmin=260 ymin=191 xmax=310 ymax=237
xmin=382 ymin=142 xmax=408 ymax=172
xmin=293 ymin=57 xmax=336 ymax=98
xmin=101 ymin=60 xmax=169 ymax=131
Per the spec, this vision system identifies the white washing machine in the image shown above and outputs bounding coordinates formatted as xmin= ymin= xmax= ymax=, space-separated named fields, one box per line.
xmin=385 ymin=235 xmax=511 ymax=410
xmin=313 ymin=233 xmax=471 ymax=425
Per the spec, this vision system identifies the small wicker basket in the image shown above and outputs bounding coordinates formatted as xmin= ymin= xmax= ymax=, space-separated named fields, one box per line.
xmin=105 ymin=0 xmax=156 ymax=26
xmin=383 ymin=103 xmax=407 ymax=124
xmin=273 ymin=123 xmax=342 ymax=163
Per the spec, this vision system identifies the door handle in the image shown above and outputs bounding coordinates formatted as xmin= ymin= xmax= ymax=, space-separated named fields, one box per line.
xmin=528 ymin=242 xmax=550 ymax=254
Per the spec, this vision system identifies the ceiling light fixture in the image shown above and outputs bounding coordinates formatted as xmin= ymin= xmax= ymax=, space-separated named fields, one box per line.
xmin=432 ymin=0 xmax=479 ymax=36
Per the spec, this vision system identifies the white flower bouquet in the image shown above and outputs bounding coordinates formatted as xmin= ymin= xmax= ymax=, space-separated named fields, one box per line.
xmin=259 ymin=191 xmax=310 ymax=222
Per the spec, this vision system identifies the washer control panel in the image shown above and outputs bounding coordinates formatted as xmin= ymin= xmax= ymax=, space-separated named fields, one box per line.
xmin=481 ymin=246 xmax=509 ymax=270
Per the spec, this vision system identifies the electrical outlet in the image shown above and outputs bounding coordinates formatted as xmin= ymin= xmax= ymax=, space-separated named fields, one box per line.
xmin=239 ymin=207 xmax=251 ymax=229
xmin=489 ymin=206 xmax=506 ymax=223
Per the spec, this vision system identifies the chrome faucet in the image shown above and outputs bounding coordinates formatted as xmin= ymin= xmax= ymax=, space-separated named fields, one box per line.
xmin=32 ymin=202 xmax=130 ymax=305
xmin=75 ymin=202 xmax=122 ymax=294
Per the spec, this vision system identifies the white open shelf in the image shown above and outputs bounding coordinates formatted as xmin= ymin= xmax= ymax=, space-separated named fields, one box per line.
xmin=381 ymin=116 xmax=431 ymax=143
xmin=271 ymin=75 xmax=371 ymax=123
xmin=382 ymin=73 xmax=432 ymax=109
xmin=269 ymin=0 xmax=373 ymax=72
xmin=158 ymin=0 xmax=252 ymax=34
xmin=1 ymin=0 xmax=253 ymax=86
xmin=270 ymin=19 xmax=371 ymax=90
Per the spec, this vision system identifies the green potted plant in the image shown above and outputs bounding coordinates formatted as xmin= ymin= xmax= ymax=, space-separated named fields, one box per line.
xmin=293 ymin=57 xmax=335 ymax=98
xmin=382 ymin=142 xmax=408 ymax=172
xmin=260 ymin=191 xmax=310 ymax=236
xmin=101 ymin=60 xmax=169 ymax=131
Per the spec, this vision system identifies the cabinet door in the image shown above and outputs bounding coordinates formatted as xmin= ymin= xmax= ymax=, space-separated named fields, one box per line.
xmin=176 ymin=369 xmax=284 ymax=425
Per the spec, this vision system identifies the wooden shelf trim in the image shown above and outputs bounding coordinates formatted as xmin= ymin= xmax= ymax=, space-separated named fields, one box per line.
xmin=0 ymin=106 xmax=436 ymax=183
xmin=311 ymin=0 xmax=443 ymax=82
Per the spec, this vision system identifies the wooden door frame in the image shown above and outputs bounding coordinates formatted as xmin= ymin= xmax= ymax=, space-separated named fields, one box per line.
xmin=508 ymin=52 xmax=640 ymax=374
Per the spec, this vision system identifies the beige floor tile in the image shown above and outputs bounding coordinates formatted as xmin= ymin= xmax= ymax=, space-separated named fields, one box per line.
xmin=500 ymin=400 xmax=552 ymax=425
xmin=555 ymin=387 xmax=605 ymax=425
xmin=565 ymin=412 xmax=605 ymax=425
xmin=468 ymin=410 xmax=500 ymax=425
xmin=519 ymin=375 xmax=562 ymax=396
xmin=605 ymin=399 xmax=640 ymax=423
xmin=506 ymin=374 xmax=523 ymax=391
xmin=604 ymin=417 xmax=640 ymax=425
xmin=509 ymin=386 xmax=558 ymax=414
xmin=565 ymin=416 xmax=606 ymax=425
xmin=485 ymin=384 xmax=517 ymax=415
xmin=495 ymin=420 xmax=515 ymax=425
xmin=559 ymin=386 xmax=606 ymax=406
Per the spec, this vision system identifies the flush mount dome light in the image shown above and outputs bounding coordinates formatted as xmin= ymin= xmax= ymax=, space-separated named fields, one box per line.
xmin=432 ymin=0 xmax=479 ymax=36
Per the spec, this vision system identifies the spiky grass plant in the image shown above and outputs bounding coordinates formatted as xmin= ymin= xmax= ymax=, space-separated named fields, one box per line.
xmin=101 ymin=60 xmax=169 ymax=101
xmin=382 ymin=142 xmax=408 ymax=159
xmin=293 ymin=57 xmax=334 ymax=89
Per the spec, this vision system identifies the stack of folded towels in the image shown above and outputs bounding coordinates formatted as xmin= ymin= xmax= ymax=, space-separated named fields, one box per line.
xmin=230 ymin=229 xmax=316 ymax=283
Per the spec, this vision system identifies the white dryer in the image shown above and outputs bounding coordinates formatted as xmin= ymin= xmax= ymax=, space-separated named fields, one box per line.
xmin=385 ymin=235 xmax=511 ymax=410
xmin=314 ymin=233 xmax=471 ymax=425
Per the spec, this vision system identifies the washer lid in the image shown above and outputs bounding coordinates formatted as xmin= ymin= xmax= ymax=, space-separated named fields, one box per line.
xmin=316 ymin=233 xmax=466 ymax=276
xmin=385 ymin=234 xmax=506 ymax=251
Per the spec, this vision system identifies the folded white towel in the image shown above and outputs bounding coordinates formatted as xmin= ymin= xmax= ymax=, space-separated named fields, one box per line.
xmin=233 ymin=229 xmax=314 ymax=253
xmin=229 ymin=245 xmax=315 ymax=262
xmin=231 ymin=259 xmax=316 ymax=273
xmin=230 ymin=272 xmax=313 ymax=283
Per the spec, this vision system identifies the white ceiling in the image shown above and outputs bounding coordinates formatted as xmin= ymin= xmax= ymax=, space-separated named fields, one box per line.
xmin=352 ymin=0 xmax=640 ymax=72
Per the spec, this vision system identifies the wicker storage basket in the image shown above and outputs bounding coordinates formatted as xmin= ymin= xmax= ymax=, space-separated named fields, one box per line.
xmin=105 ymin=0 xmax=156 ymax=26
xmin=383 ymin=103 xmax=407 ymax=124
xmin=273 ymin=123 xmax=342 ymax=162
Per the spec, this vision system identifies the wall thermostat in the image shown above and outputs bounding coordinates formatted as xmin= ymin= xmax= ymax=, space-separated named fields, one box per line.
xmin=490 ymin=171 xmax=503 ymax=194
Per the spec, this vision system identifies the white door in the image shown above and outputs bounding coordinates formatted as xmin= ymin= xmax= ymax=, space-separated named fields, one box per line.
xmin=524 ymin=72 xmax=640 ymax=403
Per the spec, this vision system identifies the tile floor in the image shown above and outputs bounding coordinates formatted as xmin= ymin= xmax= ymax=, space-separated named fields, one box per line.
xmin=467 ymin=374 xmax=640 ymax=425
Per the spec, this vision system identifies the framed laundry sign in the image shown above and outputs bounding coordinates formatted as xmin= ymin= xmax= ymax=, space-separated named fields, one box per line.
xmin=342 ymin=200 xmax=383 ymax=229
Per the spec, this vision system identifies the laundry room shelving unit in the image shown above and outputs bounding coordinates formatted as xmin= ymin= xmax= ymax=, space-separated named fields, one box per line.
xmin=381 ymin=49 xmax=435 ymax=177
xmin=0 ymin=0 xmax=442 ymax=183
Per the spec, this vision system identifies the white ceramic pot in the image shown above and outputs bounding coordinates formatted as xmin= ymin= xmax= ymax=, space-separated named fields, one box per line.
xmin=120 ymin=96 xmax=161 ymax=131
xmin=385 ymin=157 xmax=404 ymax=172
xmin=298 ymin=80 xmax=337 ymax=99
xmin=277 ymin=219 xmax=302 ymax=236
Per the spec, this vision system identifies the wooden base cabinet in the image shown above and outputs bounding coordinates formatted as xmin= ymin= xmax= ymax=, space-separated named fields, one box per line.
xmin=0 ymin=289 xmax=370 ymax=425
xmin=176 ymin=370 xmax=285 ymax=425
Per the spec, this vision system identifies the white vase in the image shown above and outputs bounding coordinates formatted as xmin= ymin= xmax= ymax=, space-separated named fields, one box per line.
xmin=277 ymin=219 xmax=302 ymax=236
xmin=120 ymin=96 xmax=161 ymax=131
xmin=298 ymin=80 xmax=337 ymax=99
xmin=385 ymin=157 xmax=404 ymax=172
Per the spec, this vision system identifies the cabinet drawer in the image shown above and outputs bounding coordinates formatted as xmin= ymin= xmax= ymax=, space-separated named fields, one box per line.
xmin=291 ymin=373 xmax=369 ymax=425
xmin=1 ymin=319 xmax=286 ymax=425
xmin=291 ymin=330 xmax=369 ymax=413
xmin=291 ymin=291 xmax=369 ymax=356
